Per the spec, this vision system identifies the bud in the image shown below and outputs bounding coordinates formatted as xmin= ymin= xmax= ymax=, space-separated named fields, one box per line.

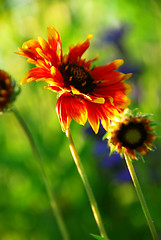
xmin=0 ymin=69 xmax=20 ymax=113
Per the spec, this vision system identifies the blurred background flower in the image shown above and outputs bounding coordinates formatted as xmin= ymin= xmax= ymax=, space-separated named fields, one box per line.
xmin=0 ymin=69 xmax=20 ymax=113
xmin=0 ymin=0 xmax=161 ymax=240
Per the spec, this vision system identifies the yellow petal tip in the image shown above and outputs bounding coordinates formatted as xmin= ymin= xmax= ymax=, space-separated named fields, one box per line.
xmin=115 ymin=59 xmax=124 ymax=68
xmin=87 ymin=34 xmax=93 ymax=40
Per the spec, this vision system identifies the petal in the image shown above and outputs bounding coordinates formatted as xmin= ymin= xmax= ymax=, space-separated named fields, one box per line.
xmin=93 ymin=71 xmax=132 ymax=86
xmin=17 ymin=27 xmax=62 ymax=68
xmin=70 ymin=86 xmax=105 ymax=104
xmin=56 ymin=93 xmax=87 ymax=131
xmin=50 ymin=66 xmax=65 ymax=87
xmin=20 ymin=67 xmax=53 ymax=84
xmin=67 ymin=34 xmax=93 ymax=63
xmin=78 ymin=56 xmax=98 ymax=69
xmin=84 ymin=95 xmax=126 ymax=133
xmin=124 ymin=83 xmax=132 ymax=94
xmin=56 ymin=93 xmax=72 ymax=131
xmin=45 ymin=86 xmax=61 ymax=92
xmin=113 ymin=92 xmax=131 ymax=110
xmin=21 ymin=39 xmax=41 ymax=52
xmin=17 ymin=40 xmax=53 ymax=69
xmin=97 ymin=103 xmax=116 ymax=131
xmin=85 ymin=99 xmax=125 ymax=133
xmin=126 ymin=148 xmax=138 ymax=159
xmin=91 ymin=59 xmax=124 ymax=81
xmin=35 ymin=47 xmax=51 ymax=63
xmin=38 ymin=37 xmax=50 ymax=53
xmin=93 ymin=82 xmax=132 ymax=98
xmin=45 ymin=85 xmax=66 ymax=93
xmin=17 ymin=47 xmax=38 ymax=61
xmin=85 ymin=101 xmax=100 ymax=134
xmin=20 ymin=66 xmax=66 ymax=90
xmin=47 ymin=26 xmax=62 ymax=59
xmin=38 ymin=31 xmax=61 ymax=67
xmin=17 ymin=40 xmax=41 ymax=60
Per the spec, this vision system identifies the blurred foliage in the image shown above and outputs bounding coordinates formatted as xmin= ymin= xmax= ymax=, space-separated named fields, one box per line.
xmin=0 ymin=0 xmax=161 ymax=239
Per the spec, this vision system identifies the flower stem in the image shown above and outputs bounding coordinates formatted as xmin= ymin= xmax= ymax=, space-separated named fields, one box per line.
xmin=65 ymin=128 xmax=109 ymax=240
xmin=124 ymin=153 xmax=158 ymax=240
xmin=13 ymin=107 xmax=70 ymax=240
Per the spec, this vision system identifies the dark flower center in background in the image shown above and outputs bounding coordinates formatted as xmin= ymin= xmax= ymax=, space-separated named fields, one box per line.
xmin=60 ymin=63 xmax=96 ymax=94
xmin=0 ymin=70 xmax=13 ymax=111
xmin=117 ymin=121 xmax=147 ymax=149
xmin=0 ymin=79 xmax=8 ymax=91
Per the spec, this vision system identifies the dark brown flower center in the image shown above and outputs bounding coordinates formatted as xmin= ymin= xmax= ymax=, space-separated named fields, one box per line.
xmin=117 ymin=121 xmax=147 ymax=149
xmin=0 ymin=79 xmax=7 ymax=91
xmin=59 ymin=63 xmax=96 ymax=94
xmin=0 ymin=70 xmax=13 ymax=111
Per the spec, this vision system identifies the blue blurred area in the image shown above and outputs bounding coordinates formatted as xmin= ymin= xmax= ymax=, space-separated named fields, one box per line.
xmin=0 ymin=0 xmax=161 ymax=239
xmin=85 ymin=125 xmax=132 ymax=183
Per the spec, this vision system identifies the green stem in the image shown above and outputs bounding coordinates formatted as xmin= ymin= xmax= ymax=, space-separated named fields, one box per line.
xmin=124 ymin=153 xmax=158 ymax=240
xmin=65 ymin=128 xmax=109 ymax=240
xmin=13 ymin=107 xmax=70 ymax=240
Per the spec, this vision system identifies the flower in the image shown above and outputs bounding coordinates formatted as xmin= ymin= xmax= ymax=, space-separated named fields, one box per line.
xmin=17 ymin=26 xmax=132 ymax=133
xmin=104 ymin=109 xmax=157 ymax=159
xmin=0 ymin=69 xmax=19 ymax=113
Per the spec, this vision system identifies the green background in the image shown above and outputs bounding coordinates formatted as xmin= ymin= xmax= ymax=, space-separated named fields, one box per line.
xmin=0 ymin=0 xmax=161 ymax=239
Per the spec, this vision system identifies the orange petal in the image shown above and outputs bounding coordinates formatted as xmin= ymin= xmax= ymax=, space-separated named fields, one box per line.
xmin=67 ymin=34 xmax=92 ymax=63
xmin=56 ymin=93 xmax=72 ymax=131
xmin=70 ymin=86 xmax=105 ymax=104
xmin=113 ymin=92 xmax=131 ymax=109
xmin=38 ymin=37 xmax=50 ymax=53
xmin=85 ymin=101 xmax=100 ymax=134
xmin=91 ymin=59 xmax=124 ymax=81
xmin=20 ymin=67 xmax=52 ymax=84
xmin=21 ymin=39 xmax=40 ymax=50
xmin=44 ymin=85 xmax=64 ymax=93
xmin=56 ymin=92 xmax=87 ymax=131
xmin=47 ymin=26 xmax=62 ymax=58
xmin=124 ymin=83 xmax=132 ymax=94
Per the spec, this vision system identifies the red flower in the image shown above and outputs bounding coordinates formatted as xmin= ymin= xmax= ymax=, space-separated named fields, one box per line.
xmin=17 ymin=26 xmax=132 ymax=133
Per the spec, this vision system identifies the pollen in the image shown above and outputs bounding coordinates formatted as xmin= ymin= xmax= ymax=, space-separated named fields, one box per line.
xmin=124 ymin=128 xmax=142 ymax=145
xmin=59 ymin=63 xmax=96 ymax=94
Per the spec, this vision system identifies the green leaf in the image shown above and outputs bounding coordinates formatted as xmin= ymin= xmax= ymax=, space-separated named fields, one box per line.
xmin=90 ymin=233 xmax=107 ymax=240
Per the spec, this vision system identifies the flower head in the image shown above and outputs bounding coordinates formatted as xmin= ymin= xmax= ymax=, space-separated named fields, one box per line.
xmin=0 ymin=69 xmax=20 ymax=113
xmin=104 ymin=109 xmax=157 ymax=159
xmin=17 ymin=26 xmax=132 ymax=133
